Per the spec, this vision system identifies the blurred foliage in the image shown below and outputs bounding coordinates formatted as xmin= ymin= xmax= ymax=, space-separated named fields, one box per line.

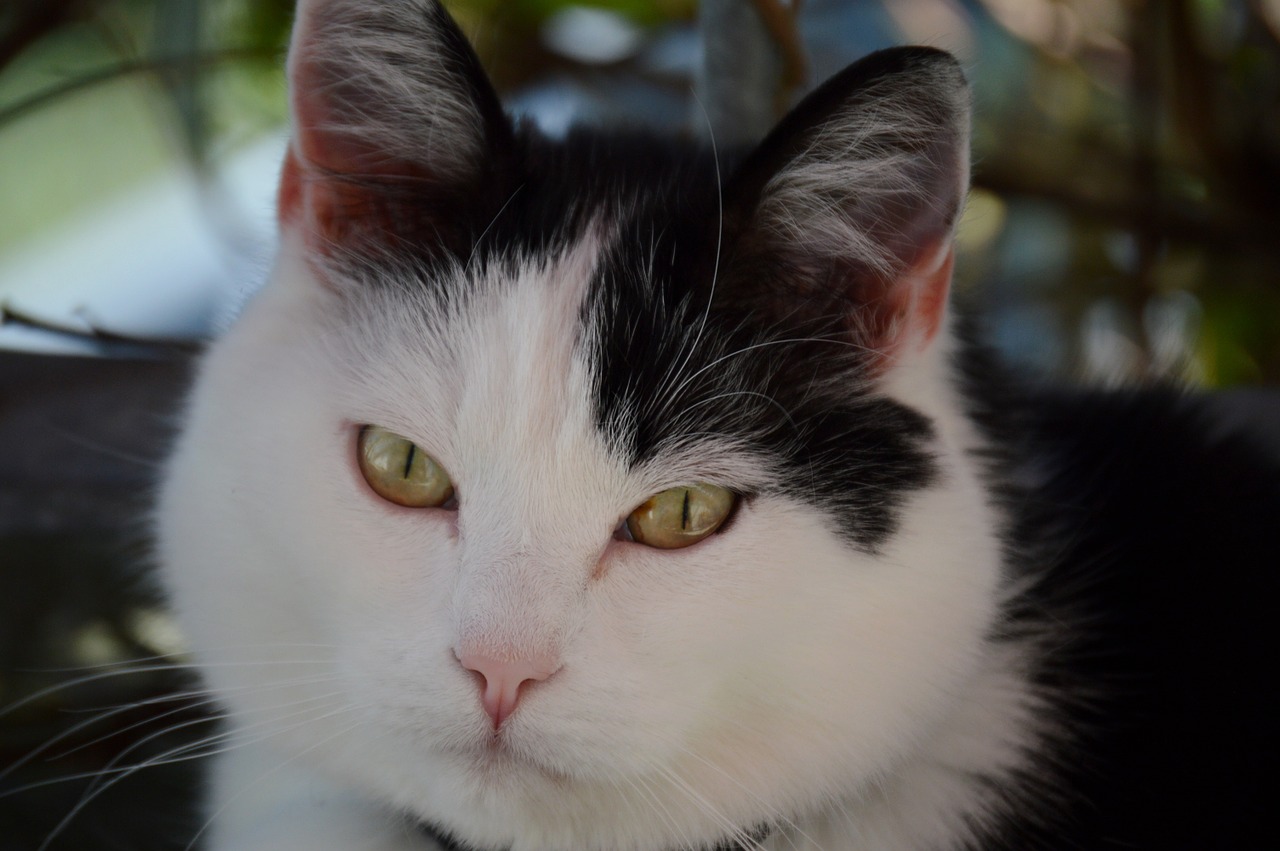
xmin=965 ymin=0 xmax=1280 ymax=385
xmin=1 ymin=0 xmax=1278 ymax=385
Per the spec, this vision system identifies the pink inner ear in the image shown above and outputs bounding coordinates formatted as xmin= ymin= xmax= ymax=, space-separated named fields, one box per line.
xmin=279 ymin=70 xmax=434 ymax=252
xmin=281 ymin=6 xmax=429 ymax=247
xmin=281 ymin=11 xmax=363 ymax=243
xmin=275 ymin=144 xmax=380 ymax=251
xmin=286 ymin=5 xmax=380 ymax=180
xmin=910 ymin=242 xmax=955 ymax=351
xmin=277 ymin=148 xmax=303 ymax=225
xmin=856 ymin=239 xmax=955 ymax=375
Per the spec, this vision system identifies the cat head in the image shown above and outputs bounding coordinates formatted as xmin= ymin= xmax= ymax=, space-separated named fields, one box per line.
xmin=158 ymin=1 xmax=1008 ymax=848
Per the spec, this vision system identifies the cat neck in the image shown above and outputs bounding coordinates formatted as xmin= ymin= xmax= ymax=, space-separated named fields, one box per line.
xmin=764 ymin=637 xmax=1047 ymax=851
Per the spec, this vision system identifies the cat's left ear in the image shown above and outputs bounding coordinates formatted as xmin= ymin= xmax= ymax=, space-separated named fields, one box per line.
xmin=278 ymin=0 xmax=515 ymax=259
xmin=720 ymin=48 xmax=970 ymax=371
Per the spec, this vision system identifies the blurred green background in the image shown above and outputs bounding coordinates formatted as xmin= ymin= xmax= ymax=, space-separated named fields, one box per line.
xmin=1 ymin=1 xmax=1278 ymax=848
xmin=3 ymin=0 xmax=1278 ymax=380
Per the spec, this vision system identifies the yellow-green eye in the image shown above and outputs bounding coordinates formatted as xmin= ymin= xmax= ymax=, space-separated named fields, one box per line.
xmin=357 ymin=425 xmax=454 ymax=508
xmin=625 ymin=483 xmax=736 ymax=549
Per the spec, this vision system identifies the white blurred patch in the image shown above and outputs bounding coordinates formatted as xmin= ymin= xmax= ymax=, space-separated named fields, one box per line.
xmin=542 ymin=7 xmax=644 ymax=65
xmin=0 ymin=133 xmax=283 ymax=354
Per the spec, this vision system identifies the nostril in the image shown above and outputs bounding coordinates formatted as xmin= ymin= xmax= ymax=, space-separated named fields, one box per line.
xmin=455 ymin=650 xmax=560 ymax=729
xmin=458 ymin=653 xmax=545 ymax=682
xmin=461 ymin=662 xmax=488 ymax=693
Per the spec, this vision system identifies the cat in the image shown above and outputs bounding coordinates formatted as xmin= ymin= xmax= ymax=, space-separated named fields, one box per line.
xmin=155 ymin=1 xmax=1279 ymax=849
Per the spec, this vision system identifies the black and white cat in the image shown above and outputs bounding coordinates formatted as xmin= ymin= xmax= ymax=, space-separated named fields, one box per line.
xmin=156 ymin=1 xmax=1278 ymax=849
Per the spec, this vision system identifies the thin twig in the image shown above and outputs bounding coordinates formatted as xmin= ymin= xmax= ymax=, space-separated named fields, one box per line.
xmin=0 ymin=47 xmax=278 ymax=127
xmin=750 ymin=0 xmax=807 ymax=118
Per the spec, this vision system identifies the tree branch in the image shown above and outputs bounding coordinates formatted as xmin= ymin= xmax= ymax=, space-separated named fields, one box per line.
xmin=0 ymin=47 xmax=278 ymax=127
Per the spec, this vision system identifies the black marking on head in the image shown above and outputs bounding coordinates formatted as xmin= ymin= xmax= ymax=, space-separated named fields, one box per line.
xmin=576 ymin=48 xmax=962 ymax=551
xmin=582 ymin=150 xmax=938 ymax=551
xmin=328 ymin=124 xmax=716 ymax=298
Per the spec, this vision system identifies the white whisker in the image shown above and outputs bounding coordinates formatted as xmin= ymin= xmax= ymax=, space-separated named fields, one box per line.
xmin=656 ymin=88 xmax=725 ymax=415
xmin=33 ymin=695 xmax=361 ymax=851
xmin=183 ymin=709 xmax=370 ymax=851
xmin=0 ymin=691 xmax=215 ymax=784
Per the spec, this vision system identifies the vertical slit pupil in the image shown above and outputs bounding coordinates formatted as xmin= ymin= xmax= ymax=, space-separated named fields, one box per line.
xmin=681 ymin=489 xmax=691 ymax=530
xmin=403 ymin=443 xmax=417 ymax=479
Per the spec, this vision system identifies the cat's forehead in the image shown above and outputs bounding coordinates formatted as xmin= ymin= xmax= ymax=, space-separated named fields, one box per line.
xmin=323 ymin=131 xmax=725 ymax=421
xmin=317 ymin=222 xmax=774 ymax=560
xmin=325 ymin=129 xmax=728 ymax=366
xmin=333 ymin=216 xmax=743 ymax=460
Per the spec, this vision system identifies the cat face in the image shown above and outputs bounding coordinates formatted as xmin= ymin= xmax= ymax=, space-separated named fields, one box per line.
xmin=157 ymin=2 xmax=1006 ymax=848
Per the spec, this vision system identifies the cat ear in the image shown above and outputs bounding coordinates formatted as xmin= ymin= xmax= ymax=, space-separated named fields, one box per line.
xmin=278 ymin=0 xmax=515 ymax=257
xmin=720 ymin=48 xmax=970 ymax=370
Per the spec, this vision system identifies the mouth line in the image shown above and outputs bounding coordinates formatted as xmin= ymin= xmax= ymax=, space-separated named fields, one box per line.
xmin=435 ymin=731 xmax=576 ymax=787
xmin=489 ymin=743 xmax=574 ymax=784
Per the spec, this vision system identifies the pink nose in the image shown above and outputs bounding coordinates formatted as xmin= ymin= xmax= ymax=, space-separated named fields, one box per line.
xmin=457 ymin=651 xmax=558 ymax=729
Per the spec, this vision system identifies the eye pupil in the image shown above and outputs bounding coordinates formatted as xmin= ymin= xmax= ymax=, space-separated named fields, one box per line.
xmin=403 ymin=443 xmax=416 ymax=479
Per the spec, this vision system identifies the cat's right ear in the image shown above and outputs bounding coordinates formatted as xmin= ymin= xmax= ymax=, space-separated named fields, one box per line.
xmin=279 ymin=0 xmax=515 ymax=259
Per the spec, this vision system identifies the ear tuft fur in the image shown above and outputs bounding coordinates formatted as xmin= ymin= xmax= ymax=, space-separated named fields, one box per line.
xmin=289 ymin=0 xmax=507 ymax=181
xmin=283 ymin=0 xmax=512 ymax=256
xmin=721 ymin=48 xmax=971 ymax=364
xmin=758 ymin=50 xmax=969 ymax=275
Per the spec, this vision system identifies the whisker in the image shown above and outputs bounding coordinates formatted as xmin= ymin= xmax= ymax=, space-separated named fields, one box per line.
xmin=624 ymin=712 xmax=825 ymax=851
xmin=44 ymin=425 xmax=165 ymax=471
xmin=656 ymin=88 xmax=725 ymax=413
xmin=650 ymin=761 xmax=764 ymax=851
xmin=465 ymin=184 xmax=524 ymax=271
xmin=21 ymin=641 xmax=340 ymax=676
xmin=46 ymin=676 xmax=341 ymax=764
xmin=662 ymin=739 xmax=817 ymax=851
xmin=0 ymin=689 xmax=213 ymax=785
xmin=3 ymin=688 xmax=343 ymax=800
xmin=34 ymin=697 xmax=361 ymax=851
xmin=21 ymin=653 xmax=192 ymax=674
xmin=629 ymin=763 xmax=696 ymax=851
xmin=3 ymin=713 xmax=225 ymax=802
xmin=183 ymin=708 xmax=370 ymax=851
xmin=0 ymin=664 xmax=201 ymax=724
xmin=659 ymin=334 xmax=871 ymax=419
xmin=683 ymin=389 xmax=803 ymax=435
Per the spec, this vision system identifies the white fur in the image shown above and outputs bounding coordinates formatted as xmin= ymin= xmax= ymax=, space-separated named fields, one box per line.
xmin=158 ymin=218 xmax=1040 ymax=850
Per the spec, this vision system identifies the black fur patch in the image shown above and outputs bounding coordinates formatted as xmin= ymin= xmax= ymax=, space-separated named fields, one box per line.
xmin=581 ymin=149 xmax=938 ymax=550
xmin=956 ymin=352 xmax=1280 ymax=849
